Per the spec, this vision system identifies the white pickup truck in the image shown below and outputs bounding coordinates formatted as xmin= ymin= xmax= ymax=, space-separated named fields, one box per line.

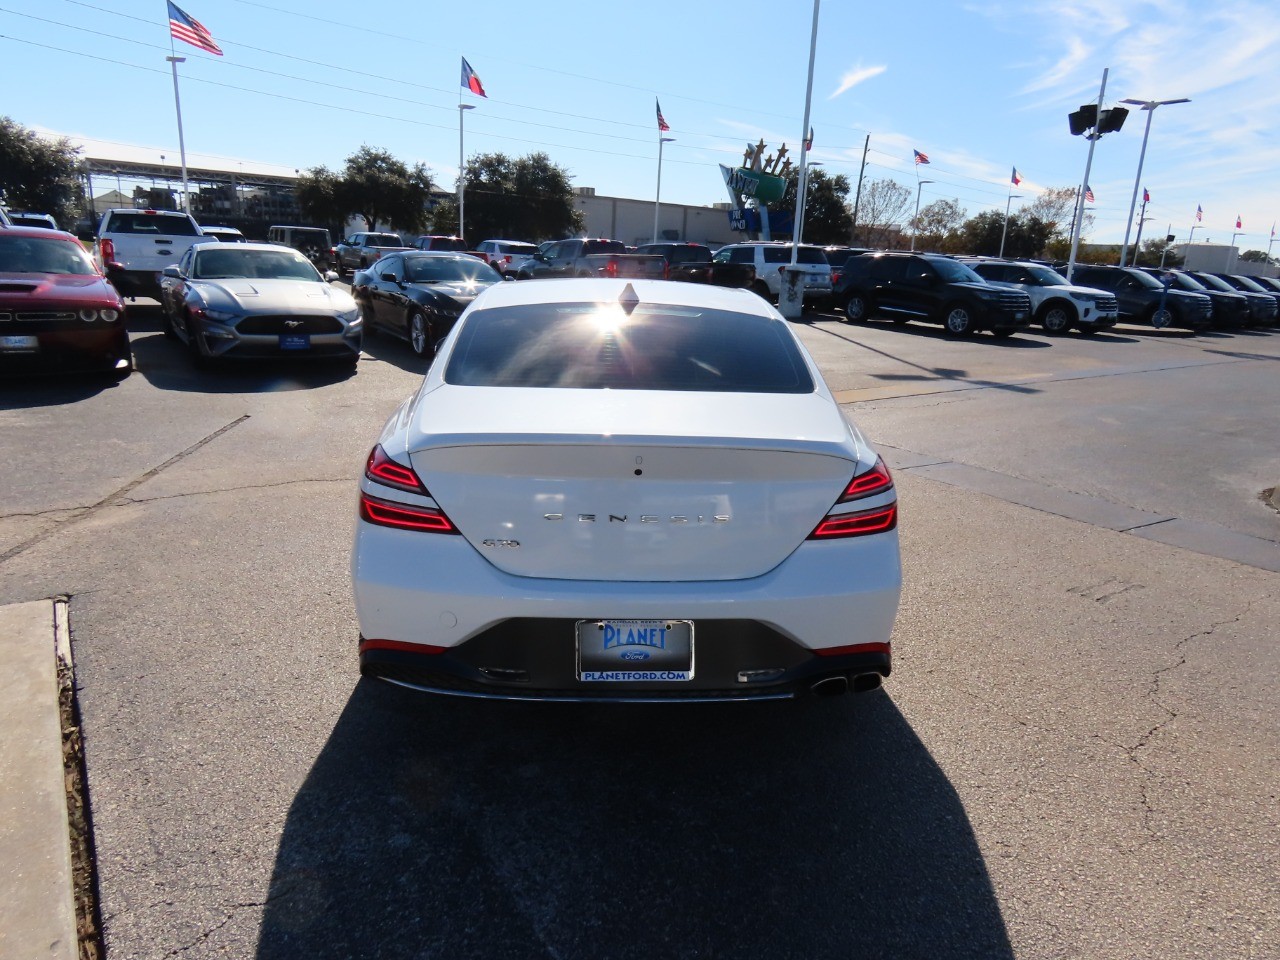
xmin=334 ymin=232 xmax=414 ymax=275
xmin=93 ymin=209 xmax=206 ymax=301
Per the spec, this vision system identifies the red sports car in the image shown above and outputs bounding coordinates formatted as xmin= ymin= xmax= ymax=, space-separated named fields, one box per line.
xmin=0 ymin=226 xmax=131 ymax=377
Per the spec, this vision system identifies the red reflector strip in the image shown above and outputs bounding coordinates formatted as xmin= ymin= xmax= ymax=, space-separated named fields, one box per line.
xmin=359 ymin=492 xmax=457 ymax=533
xmin=808 ymin=503 xmax=897 ymax=539
xmin=366 ymin=445 xmax=425 ymax=494
xmin=840 ymin=458 xmax=893 ymax=502
xmin=814 ymin=642 xmax=891 ymax=657
xmin=359 ymin=638 xmax=448 ymax=655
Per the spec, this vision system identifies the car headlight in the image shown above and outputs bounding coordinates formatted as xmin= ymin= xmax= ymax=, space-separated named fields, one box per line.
xmin=202 ymin=307 xmax=238 ymax=322
xmin=338 ymin=306 xmax=362 ymax=324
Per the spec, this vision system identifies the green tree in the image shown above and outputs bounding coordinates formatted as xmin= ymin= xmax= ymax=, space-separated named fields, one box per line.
xmin=1025 ymin=185 xmax=1092 ymax=255
xmin=0 ymin=117 xmax=84 ymax=226
xmin=912 ymin=198 xmax=967 ymax=253
xmin=1239 ymin=249 xmax=1275 ymax=265
xmin=958 ymin=210 xmax=1053 ymax=258
xmin=779 ymin=168 xmax=853 ymax=245
xmin=298 ymin=146 xmax=434 ymax=235
xmin=1137 ymin=237 xmax=1182 ymax=267
xmin=435 ymin=151 xmax=583 ymax=241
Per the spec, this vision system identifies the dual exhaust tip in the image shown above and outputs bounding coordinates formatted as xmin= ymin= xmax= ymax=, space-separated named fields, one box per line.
xmin=810 ymin=672 xmax=883 ymax=697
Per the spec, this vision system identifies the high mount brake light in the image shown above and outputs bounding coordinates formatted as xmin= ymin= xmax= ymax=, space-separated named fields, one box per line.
xmin=359 ymin=493 xmax=457 ymax=534
xmin=808 ymin=503 xmax=898 ymax=540
xmin=365 ymin=445 xmax=426 ymax=494
xmin=839 ymin=458 xmax=894 ymax=502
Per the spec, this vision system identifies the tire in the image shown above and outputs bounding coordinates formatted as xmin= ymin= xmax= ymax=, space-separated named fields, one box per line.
xmin=942 ymin=303 xmax=976 ymax=336
xmin=1147 ymin=304 xmax=1174 ymax=329
xmin=843 ymin=293 xmax=871 ymax=323
xmin=408 ymin=310 xmax=433 ymax=357
xmin=161 ymin=306 xmax=178 ymax=340
xmin=1038 ymin=301 xmax=1074 ymax=334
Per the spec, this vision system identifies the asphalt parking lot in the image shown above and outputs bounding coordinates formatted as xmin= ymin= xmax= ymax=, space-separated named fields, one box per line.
xmin=0 ymin=304 xmax=1276 ymax=958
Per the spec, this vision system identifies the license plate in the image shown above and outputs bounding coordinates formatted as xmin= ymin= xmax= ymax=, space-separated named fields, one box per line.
xmin=0 ymin=335 xmax=38 ymax=352
xmin=576 ymin=619 xmax=694 ymax=681
xmin=280 ymin=333 xmax=310 ymax=350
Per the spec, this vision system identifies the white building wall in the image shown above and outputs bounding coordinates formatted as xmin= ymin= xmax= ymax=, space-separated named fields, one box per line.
xmin=573 ymin=192 xmax=739 ymax=248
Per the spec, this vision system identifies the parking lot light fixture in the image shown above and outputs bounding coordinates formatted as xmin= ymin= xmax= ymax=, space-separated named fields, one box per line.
xmin=910 ymin=180 xmax=934 ymax=251
xmin=1118 ymin=98 xmax=1191 ymax=267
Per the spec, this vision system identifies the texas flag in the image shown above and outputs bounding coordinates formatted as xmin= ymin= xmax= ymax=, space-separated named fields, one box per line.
xmin=1011 ymin=166 xmax=1022 ymax=186
xmin=1236 ymin=215 xmax=1243 ymax=229
xmin=1143 ymin=187 xmax=1150 ymax=203
xmin=460 ymin=57 xmax=486 ymax=97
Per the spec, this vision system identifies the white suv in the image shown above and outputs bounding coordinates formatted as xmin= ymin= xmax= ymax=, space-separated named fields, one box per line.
xmin=713 ymin=242 xmax=832 ymax=302
xmin=967 ymin=259 xmax=1119 ymax=333
xmin=475 ymin=239 xmax=538 ymax=276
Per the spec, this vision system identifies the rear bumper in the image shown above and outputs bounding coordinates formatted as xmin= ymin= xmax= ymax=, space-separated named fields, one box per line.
xmin=352 ymin=514 xmax=902 ymax=694
xmin=107 ymin=268 xmax=163 ymax=300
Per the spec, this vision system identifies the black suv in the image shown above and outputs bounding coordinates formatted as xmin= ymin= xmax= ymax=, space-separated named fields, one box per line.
xmin=834 ymin=252 xmax=1032 ymax=337
xmin=1206 ymin=274 xmax=1280 ymax=327
xmin=1069 ymin=265 xmax=1213 ymax=330
xmin=1139 ymin=269 xmax=1250 ymax=328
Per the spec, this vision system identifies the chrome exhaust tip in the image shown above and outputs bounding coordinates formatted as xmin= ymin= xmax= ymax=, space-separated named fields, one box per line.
xmin=850 ymin=672 xmax=882 ymax=693
xmin=810 ymin=675 xmax=849 ymax=697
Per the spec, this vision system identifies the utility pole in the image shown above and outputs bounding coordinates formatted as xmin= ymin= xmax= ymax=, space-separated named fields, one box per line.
xmin=850 ymin=134 xmax=869 ymax=244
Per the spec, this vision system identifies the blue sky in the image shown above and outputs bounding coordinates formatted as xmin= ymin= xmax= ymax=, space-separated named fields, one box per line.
xmin=4 ymin=0 xmax=1280 ymax=248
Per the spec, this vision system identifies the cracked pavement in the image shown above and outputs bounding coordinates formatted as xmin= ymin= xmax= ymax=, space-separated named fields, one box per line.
xmin=0 ymin=311 xmax=1276 ymax=958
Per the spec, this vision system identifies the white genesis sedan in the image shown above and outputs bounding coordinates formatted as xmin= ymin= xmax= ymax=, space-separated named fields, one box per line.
xmin=351 ymin=279 xmax=901 ymax=702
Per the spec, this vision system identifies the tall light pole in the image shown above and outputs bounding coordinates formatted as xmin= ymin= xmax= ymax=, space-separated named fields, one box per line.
xmin=1230 ymin=227 xmax=1244 ymax=269
xmin=796 ymin=161 xmax=822 ymax=247
xmin=910 ymin=180 xmax=934 ymax=251
xmin=998 ymin=191 xmax=1022 ymax=258
xmin=850 ymin=134 xmax=869 ymax=245
xmin=780 ymin=0 xmax=820 ymax=321
xmin=458 ymin=103 xmax=475 ymax=242
xmin=1066 ymin=67 xmax=1128 ymax=282
xmin=652 ymin=136 xmax=675 ymax=243
xmin=1118 ymin=97 xmax=1190 ymax=267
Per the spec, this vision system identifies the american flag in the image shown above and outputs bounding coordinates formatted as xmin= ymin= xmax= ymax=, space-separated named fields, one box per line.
xmin=913 ymin=149 xmax=929 ymax=165
xmin=167 ymin=1 xmax=221 ymax=56
xmin=1011 ymin=166 xmax=1022 ymax=186
xmin=1196 ymin=204 xmax=1203 ymax=222
xmin=461 ymin=57 xmax=487 ymax=97
xmin=656 ymin=99 xmax=670 ymax=132
xmin=1084 ymin=184 xmax=1095 ymax=203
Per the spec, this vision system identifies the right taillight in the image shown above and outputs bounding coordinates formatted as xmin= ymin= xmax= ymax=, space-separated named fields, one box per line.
xmin=809 ymin=504 xmax=897 ymax=540
xmin=100 ymin=238 xmax=116 ymax=263
xmin=838 ymin=457 xmax=894 ymax=502
xmin=808 ymin=458 xmax=897 ymax=540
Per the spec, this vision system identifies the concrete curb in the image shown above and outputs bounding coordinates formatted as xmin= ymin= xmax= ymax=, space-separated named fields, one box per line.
xmin=0 ymin=599 xmax=78 ymax=960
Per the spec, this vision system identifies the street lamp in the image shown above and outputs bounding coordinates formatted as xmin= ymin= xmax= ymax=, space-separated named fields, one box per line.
xmin=796 ymin=161 xmax=822 ymax=247
xmin=458 ymin=103 xmax=476 ymax=242
xmin=1118 ymin=97 xmax=1190 ymax=266
xmin=652 ymin=136 xmax=675 ymax=243
xmin=910 ymin=180 xmax=934 ymax=251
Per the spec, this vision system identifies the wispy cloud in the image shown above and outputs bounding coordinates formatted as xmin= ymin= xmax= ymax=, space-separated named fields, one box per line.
xmin=829 ymin=64 xmax=887 ymax=99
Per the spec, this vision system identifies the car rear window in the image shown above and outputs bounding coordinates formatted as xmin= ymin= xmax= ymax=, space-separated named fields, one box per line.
xmin=761 ymin=246 xmax=827 ymax=264
xmin=368 ymin=234 xmax=404 ymax=246
xmin=104 ymin=213 xmax=200 ymax=236
xmin=582 ymin=240 xmax=626 ymax=255
xmin=499 ymin=242 xmax=537 ymax=255
xmin=445 ymin=303 xmax=815 ymax=393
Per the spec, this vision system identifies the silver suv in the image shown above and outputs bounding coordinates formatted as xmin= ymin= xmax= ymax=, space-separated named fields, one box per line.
xmin=967 ymin=259 xmax=1118 ymax=333
xmin=712 ymin=242 xmax=832 ymax=302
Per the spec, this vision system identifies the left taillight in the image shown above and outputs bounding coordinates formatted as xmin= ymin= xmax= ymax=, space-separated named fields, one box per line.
xmin=361 ymin=445 xmax=458 ymax=533
xmin=808 ymin=457 xmax=898 ymax=540
xmin=365 ymin=445 xmax=425 ymax=494
xmin=359 ymin=493 xmax=457 ymax=534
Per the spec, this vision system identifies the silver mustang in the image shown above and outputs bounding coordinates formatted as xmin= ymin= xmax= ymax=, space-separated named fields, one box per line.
xmin=159 ymin=242 xmax=362 ymax=367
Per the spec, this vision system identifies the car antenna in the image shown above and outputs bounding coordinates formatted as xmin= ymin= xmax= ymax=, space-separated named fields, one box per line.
xmin=618 ymin=283 xmax=640 ymax=316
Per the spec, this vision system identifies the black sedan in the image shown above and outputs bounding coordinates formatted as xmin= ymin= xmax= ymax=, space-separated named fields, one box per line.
xmin=352 ymin=253 xmax=502 ymax=357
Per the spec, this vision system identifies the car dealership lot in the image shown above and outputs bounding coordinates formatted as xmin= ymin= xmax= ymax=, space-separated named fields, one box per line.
xmin=0 ymin=308 xmax=1276 ymax=958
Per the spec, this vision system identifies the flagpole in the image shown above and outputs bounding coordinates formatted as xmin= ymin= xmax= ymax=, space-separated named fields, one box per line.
xmin=458 ymin=100 xmax=474 ymax=241
xmin=1267 ymin=225 xmax=1276 ymax=261
xmin=652 ymin=134 xmax=674 ymax=244
xmin=998 ymin=185 xmax=1020 ymax=258
xmin=849 ymin=133 xmax=869 ymax=245
xmin=1160 ymin=223 xmax=1173 ymax=267
xmin=165 ymin=55 xmax=190 ymax=214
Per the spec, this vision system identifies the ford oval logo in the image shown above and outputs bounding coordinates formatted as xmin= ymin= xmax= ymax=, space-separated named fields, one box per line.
xmin=619 ymin=650 xmax=650 ymax=662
